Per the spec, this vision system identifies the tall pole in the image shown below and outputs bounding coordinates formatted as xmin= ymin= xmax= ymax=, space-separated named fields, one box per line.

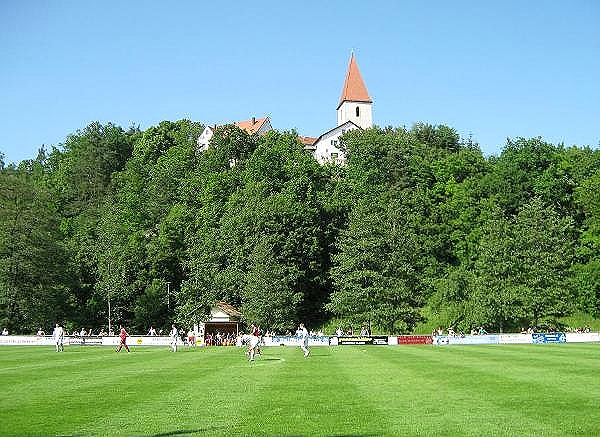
xmin=107 ymin=262 xmax=112 ymax=335
xmin=108 ymin=294 xmax=112 ymax=335
xmin=166 ymin=281 xmax=171 ymax=309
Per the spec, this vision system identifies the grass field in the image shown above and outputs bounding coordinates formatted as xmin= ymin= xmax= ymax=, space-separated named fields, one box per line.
xmin=1 ymin=343 xmax=599 ymax=437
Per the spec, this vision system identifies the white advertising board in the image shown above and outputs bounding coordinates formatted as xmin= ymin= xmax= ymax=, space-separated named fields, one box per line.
xmin=102 ymin=336 xmax=173 ymax=346
xmin=565 ymin=332 xmax=600 ymax=343
xmin=262 ymin=335 xmax=330 ymax=347
xmin=0 ymin=335 xmax=54 ymax=346
xmin=499 ymin=334 xmax=533 ymax=344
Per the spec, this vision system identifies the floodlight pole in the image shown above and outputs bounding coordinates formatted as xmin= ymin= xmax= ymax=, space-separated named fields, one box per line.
xmin=108 ymin=294 xmax=112 ymax=335
xmin=107 ymin=262 xmax=112 ymax=335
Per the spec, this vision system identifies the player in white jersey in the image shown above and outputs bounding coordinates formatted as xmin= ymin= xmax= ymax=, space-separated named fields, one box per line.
xmin=169 ymin=324 xmax=178 ymax=352
xmin=239 ymin=334 xmax=260 ymax=361
xmin=297 ymin=323 xmax=309 ymax=357
xmin=53 ymin=323 xmax=64 ymax=352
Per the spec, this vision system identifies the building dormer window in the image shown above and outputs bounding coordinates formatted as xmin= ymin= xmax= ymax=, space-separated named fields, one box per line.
xmin=355 ymin=106 xmax=360 ymax=117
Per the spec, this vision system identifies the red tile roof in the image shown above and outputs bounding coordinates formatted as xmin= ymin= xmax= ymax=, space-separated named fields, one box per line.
xmin=216 ymin=301 xmax=242 ymax=318
xmin=234 ymin=117 xmax=269 ymax=135
xmin=338 ymin=53 xmax=372 ymax=109
xmin=298 ymin=135 xmax=317 ymax=146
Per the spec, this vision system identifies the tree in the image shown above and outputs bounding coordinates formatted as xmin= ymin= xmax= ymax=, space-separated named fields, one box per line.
xmin=0 ymin=169 xmax=70 ymax=332
xmin=96 ymin=120 xmax=203 ymax=331
xmin=481 ymin=137 xmax=559 ymax=216
xmin=327 ymin=193 xmax=429 ymax=333
xmin=469 ymin=200 xmax=574 ymax=331
xmin=572 ymin=168 xmax=600 ymax=316
xmin=178 ymin=130 xmax=333 ymax=330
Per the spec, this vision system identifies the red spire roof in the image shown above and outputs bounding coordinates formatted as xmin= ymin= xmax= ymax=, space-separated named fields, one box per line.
xmin=337 ymin=53 xmax=372 ymax=109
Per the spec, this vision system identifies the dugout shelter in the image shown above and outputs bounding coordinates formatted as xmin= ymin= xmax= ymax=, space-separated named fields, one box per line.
xmin=196 ymin=301 xmax=242 ymax=343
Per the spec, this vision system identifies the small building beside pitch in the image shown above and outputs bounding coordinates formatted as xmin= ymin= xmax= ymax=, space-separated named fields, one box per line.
xmin=195 ymin=301 xmax=242 ymax=343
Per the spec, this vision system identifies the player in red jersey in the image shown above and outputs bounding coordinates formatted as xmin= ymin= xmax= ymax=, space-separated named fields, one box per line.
xmin=251 ymin=324 xmax=262 ymax=356
xmin=115 ymin=325 xmax=130 ymax=353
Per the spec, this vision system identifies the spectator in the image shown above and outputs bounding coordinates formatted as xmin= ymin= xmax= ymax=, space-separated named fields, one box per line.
xmin=1 ymin=328 xmax=8 ymax=335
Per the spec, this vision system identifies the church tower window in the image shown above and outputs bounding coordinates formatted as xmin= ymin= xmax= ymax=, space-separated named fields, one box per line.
xmin=356 ymin=106 xmax=360 ymax=117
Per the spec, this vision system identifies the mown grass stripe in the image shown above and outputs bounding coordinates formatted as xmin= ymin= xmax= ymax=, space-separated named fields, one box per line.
xmin=0 ymin=344 xmax=599 ymax=436
xmin=379 ymin=345 xmax=600 ymax=436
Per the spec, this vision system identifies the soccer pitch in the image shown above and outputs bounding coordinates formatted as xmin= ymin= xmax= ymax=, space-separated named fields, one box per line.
xmin=1 ymin=344 xmax=598 ymax=436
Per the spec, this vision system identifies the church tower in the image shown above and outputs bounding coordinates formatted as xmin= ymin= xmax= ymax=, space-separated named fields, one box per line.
xmin=336 ymin=53 xmax=372 ymax=129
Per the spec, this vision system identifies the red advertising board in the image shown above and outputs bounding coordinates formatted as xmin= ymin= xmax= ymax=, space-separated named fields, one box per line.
xmin=397 ymin=335 xmax=433 ymax=345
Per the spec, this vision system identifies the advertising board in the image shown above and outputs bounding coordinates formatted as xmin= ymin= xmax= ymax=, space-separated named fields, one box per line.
xmin=398 ymin=335 xmax=433 ymax=345
xmin=69 ymin=336 xmax=103 ymax=346
xmin=565 ymin=332 xmax=600 ymax=343
xmin=371 ymin=336 xmax=389 ymax=345
xmin=263 ymin=335 xmax=330 ymax=347
xmin=433 ymin=335 xmax=498 ymax=345
xmin=447 ymin=335 xmax=498 ymax=345
xmin=102 ymin=336 xmax=173 ymax=346
xmin=499 ymin=334 xmax=532 ymax=344
xmin=532 ymin=333 xmax=566 ymax=344
xmin=337 ymin=336 xmax=386 ymax=345
xmin=0 ymin=335 xmax=54 ymax=346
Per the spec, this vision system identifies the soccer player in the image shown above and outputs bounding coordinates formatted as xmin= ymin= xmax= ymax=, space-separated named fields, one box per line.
xmin=53 ymin=323 xmax=64 ymax=352
xmin=251 ymin=324 xmax=262 ymax=356
xmin=240 ymin=334 xmax=260 ymax=361
xmin=170 ymin=324 xmax=178 ymax=352
xmin=115 ymin=325 xmax=130 ymax=353
xmin=298 ymin=323 xmax=309 ymax=357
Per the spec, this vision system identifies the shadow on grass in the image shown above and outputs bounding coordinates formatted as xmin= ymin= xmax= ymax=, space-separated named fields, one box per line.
xmin=149 ymin=429 xmax=222 ymax=436
xmin=149 ymin=431 xmax=377 ymax=437
xmin=288 ymin=432 xmax=381 ymax=437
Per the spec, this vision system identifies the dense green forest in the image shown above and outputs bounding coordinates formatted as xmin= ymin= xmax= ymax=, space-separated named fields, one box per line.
xmin=1 ymin=120 xmax=599 ymax=335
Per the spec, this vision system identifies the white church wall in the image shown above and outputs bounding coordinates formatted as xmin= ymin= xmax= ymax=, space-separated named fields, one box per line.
xmin=312 ymin=122 xmax=360 ymax=165
xmin=197 ymin=127 xmax=214 ymax=152
xmin=337 ymin=101 xmax=373 ymax=130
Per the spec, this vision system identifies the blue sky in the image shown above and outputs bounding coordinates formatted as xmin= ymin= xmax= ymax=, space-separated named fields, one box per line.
xmin=1 ymin=1 xmax=598 ymax=165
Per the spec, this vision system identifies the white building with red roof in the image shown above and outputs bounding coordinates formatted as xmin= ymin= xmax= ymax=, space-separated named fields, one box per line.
xmin=306 ymin=53 xmax=373 ymax=164
xmin=197 ymin=116 xmax=272 ymax=152
xmin=337 ymin=53 xmax=373 ymax=130
xmin=197 ymin=53 xmax=372 ymax=165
